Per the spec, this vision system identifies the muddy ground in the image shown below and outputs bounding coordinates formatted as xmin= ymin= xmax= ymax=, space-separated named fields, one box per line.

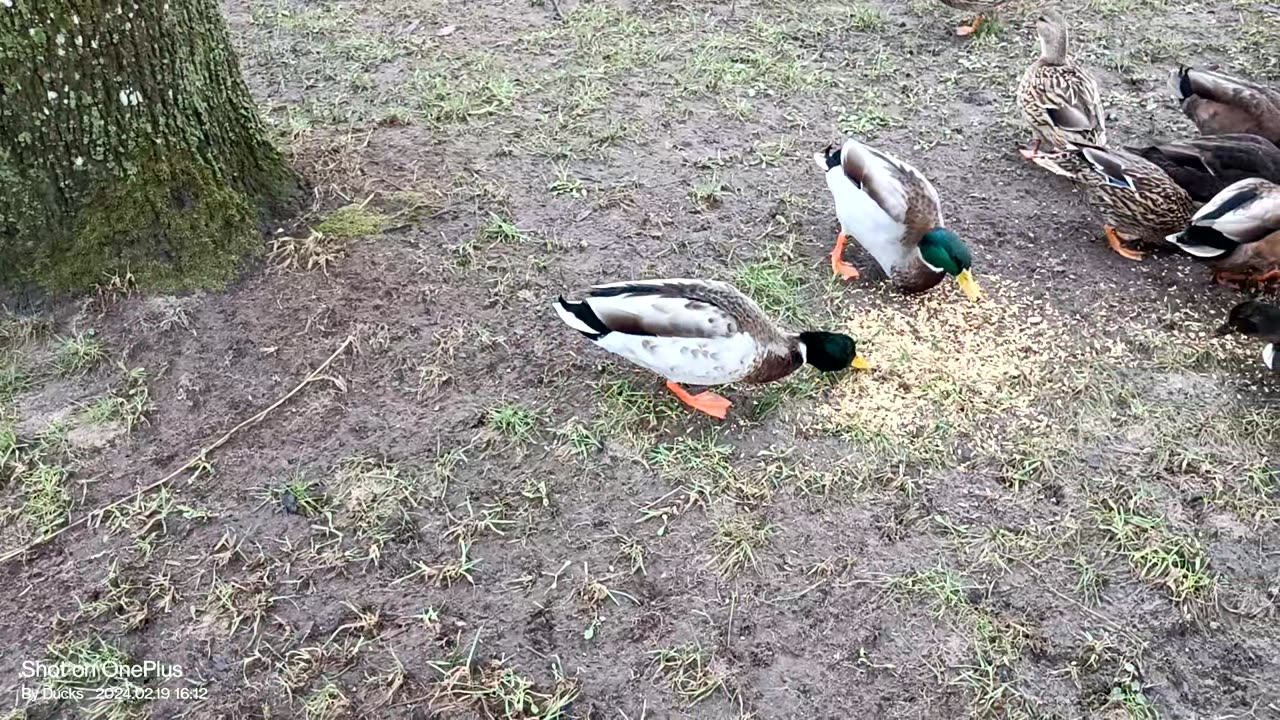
xmin=3 ymin=0 xmax=1280 ymax=718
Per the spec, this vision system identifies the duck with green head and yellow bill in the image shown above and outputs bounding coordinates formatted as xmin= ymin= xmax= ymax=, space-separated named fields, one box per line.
xmin=553 ymin=279 xmax=870 ymax=420
xmin=815 ymin=138 xmax=982 ymax=301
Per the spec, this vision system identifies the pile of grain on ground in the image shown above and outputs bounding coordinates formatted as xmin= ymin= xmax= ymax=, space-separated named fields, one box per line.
xmin=821 ymin=278 xmax=1073 ymax=442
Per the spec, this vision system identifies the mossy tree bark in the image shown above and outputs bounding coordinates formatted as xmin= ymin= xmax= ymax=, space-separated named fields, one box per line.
xmin=0 ymin=0 xmax=298 ymax=292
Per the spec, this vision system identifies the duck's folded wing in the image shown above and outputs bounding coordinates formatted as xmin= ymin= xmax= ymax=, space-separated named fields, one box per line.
xmin=1193 ymin=180 xmax=1280 ymax=244
xmin=841 ymin=141 xmax=942 ymax=232
xmin=580 ymin=281 xmax=741 ymax=338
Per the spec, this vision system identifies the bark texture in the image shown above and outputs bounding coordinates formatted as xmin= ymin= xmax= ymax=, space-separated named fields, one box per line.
xmin=0 ymin=0 xmax=296 ymax=291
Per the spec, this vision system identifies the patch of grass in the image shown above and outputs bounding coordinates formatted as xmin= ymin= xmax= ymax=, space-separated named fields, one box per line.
xmin=652 ymin=642 xmax=732 ymax=706
xmin=108 ymin=486 xmax=212 ymax=557
xmin=332 ymin=457 xmax=419 ymax=564
xmin=54 ymin=330 xmax=105 ymax=375
xmin=396 ymin=542 xmax=481 ymax=587
xmin=0 ymin=363 xmax=31 ymax=401
xmin=556 ymin=418 xmax=602 ymax=459
xmin=19 ymin=463 xmax=71 ymax=537
xmin=481 ymin=213 xmax=529 ymax=244
xmin=486 ymin=403 xmax=540 ymax=443
xmin=592 ymin=378 xmax=681 ymax=451
xmin=1094 ymin=494 xmax=1218 ymax=604
xmin=886 ymin=565 xmax=970 ymax=616
xmin=83 ymin=366 xmax=152 ymax=431
xmin=712 ymin=514 xmax=775 ymax=576
xmin=1103 ymin=662 xmax=1159 ymax=719
xmin=688 ymin=173 xmax=729 ymax=210
xmin=43 ymin=637 xmax=152 ymax=717
xmin=267 ymin=230 xmax=346 ymax=274
xmin=303 ymin=681 xmax=351 ymax=720
xmin=315 ymin=203 xmax=391 ymax=240
xmin=197 ymin=570 xmax=275 ymax=638
xmin=427 ymin=633 xmax=580 ymax=718
xmin=734 ymin=247 xmax=811 ymax=327
xmin=76 ymin=562 xmax=179 ymax=631
xmin=680 ymin=21 xmax=830 ymax=98
xmin=414 ymin=52 xmax=518 ymax=127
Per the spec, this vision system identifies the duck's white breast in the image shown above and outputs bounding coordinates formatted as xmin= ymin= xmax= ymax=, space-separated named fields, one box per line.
xmin=824 ymin=168 xmax=909 ymax=274
xmin=597 ymin=332 xmax=760 ymax=385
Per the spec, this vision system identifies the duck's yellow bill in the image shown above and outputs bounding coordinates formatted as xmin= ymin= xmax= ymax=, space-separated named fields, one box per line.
xmin=956 ymin=269 xmax=983 ymax=301
xmin=851 ymin=355 xmax=872 ymax=371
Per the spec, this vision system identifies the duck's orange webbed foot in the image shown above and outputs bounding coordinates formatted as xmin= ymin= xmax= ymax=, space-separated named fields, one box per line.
xmin=665 ymin=381 xmax=731 ymax=420
xmin=1105 ymin=225 xmax=1146 ymax=262
xmin=831 ymin=232 xmax=861 ymax=281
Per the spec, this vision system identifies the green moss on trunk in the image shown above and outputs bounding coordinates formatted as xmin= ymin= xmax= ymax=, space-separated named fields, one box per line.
xmin=0 ymin=0 xmax=299 ymax=292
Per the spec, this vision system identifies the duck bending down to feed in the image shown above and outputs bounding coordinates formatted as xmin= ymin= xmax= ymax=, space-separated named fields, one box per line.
xmin=1167 ymin=178 xmax=1280 ymax=287
xmin=1216 ymin=300 xmax=1280 ymax=370
xmin=553 ymin=279 xmax=869 ymax=419
xmin=1017 ymin=10 xmax=1106 ymax=155
xmin=1027 ymin=145 xmax=1194 ymax=261
xmin=1176 ymin=66 xmax=1280 ymax=145
xmin=814 ymin=138 xmax=982 ymax=301
xmin=937 ymin=0 xmax=1011 ymax=36
xmin=1127 ymin=133 xmax=1280 ymax=203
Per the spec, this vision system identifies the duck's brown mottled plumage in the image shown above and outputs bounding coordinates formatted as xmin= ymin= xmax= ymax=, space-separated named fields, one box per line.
xmin=1177 ymin=67 xmax=1280 ymax=145
xmin=1127 ymin=133 xmax=1280 ymax=202
xmin=1032 ymin=146 xmax=1194 ymax=245
xmin=1017 ymin=11 xmax=1107 ymax=149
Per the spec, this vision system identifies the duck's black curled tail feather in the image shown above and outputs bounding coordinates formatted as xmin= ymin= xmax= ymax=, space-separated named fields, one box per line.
xmin=1177 ymin=66 xmax=1194 ymax=100
xmin=554 ymin=296 xmax=610 ymax=340
xmin=1179 ymin=224 xmax=1240 ymax=254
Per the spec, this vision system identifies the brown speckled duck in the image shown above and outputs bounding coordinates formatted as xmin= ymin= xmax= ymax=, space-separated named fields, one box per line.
xmin=554 ymin=280 xmax=868 ymax=419
xmin=937 ymin=0 xmax=1013 ymax=36
xmin=814 ymin=139 xmax=982 ymax=301
xmin=1176 ymin=66 xmax=1280 ymax=145
xmin=1028 ymin=145 xmax=1194 ymax=261
xmin=1127 ymin=133 xmax=1280 ymax=202
xmin=1167 ymin=178 xmax=1280 ymax=287
xmin=1017 ymin=10 xmax=1107 ymax=154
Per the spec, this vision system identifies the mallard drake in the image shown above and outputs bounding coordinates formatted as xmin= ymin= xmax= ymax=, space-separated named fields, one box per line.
xmin=1028 ymin=145 xmax=1194 ymax=261
xmin=1016 ymin=10 xmax=1106 ymax=154
xmin=814 ymin=139 xmax=982 ymax=300
xmin=1166 ymin=178 xmax=1280 ymax=286
xmin=1176 ymin=66 xmax=1280 ymax=145
xmin=1216 ymin=300 xmax=1280 ymax=370
xmin=554 ymin=279 xmax=868 ymax=419
xmin=1127 ymin=133 xmax=1280 ymax=202
xmin=937 ymin=0 xmax=1012 ymax=36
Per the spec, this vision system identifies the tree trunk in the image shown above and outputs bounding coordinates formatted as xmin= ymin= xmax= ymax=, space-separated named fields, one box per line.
xmin=0 ymin=0 xmax=298 ymax=292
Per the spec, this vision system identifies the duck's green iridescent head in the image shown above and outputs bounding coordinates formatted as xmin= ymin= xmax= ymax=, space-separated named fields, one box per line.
xmin=919 ymin=228 xmax=982 ymax=301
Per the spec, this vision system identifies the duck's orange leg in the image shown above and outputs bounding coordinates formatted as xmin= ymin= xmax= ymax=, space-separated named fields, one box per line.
xmin=665 ymin=381 xmax=731 ymax=420
xmin=1105 ymin=225 xmax=1146 ymax=262
xmin=955 ymin=14 xmax=984 ymax=36
xmin=1251 ymin=269 xmax=1280 ymax=285
xmin=830 ymin=232 xmax=861 ymax=281
xmin=1018 ymin=138 xmax=1041 ymax=161
xmin=1213 ymin=269 xmax=1249 ymax=288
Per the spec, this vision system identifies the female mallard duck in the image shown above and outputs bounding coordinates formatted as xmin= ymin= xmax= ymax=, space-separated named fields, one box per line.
xmin=1166 ymin=178 xmax=1280 ymax=286
xmin=1216 ymin=300 xmax=1280 ymax=370
xmin=1127 ymin=133 xmax=1280 ymax=202
xmin=554 ymin=279 xmax=868 ymax=419
xmin=1028 ymin=145 xmax=1194 ymax=260
xmin=1176 ymin=66 xmax=1280 ymax=145
xmin=1016 ymin=10 xmax=1106 ymax=154
xmin=937 ymin=0 xmax=1012 ymax=36
xmin=813 ymin=138 xmax=982 ymax=301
